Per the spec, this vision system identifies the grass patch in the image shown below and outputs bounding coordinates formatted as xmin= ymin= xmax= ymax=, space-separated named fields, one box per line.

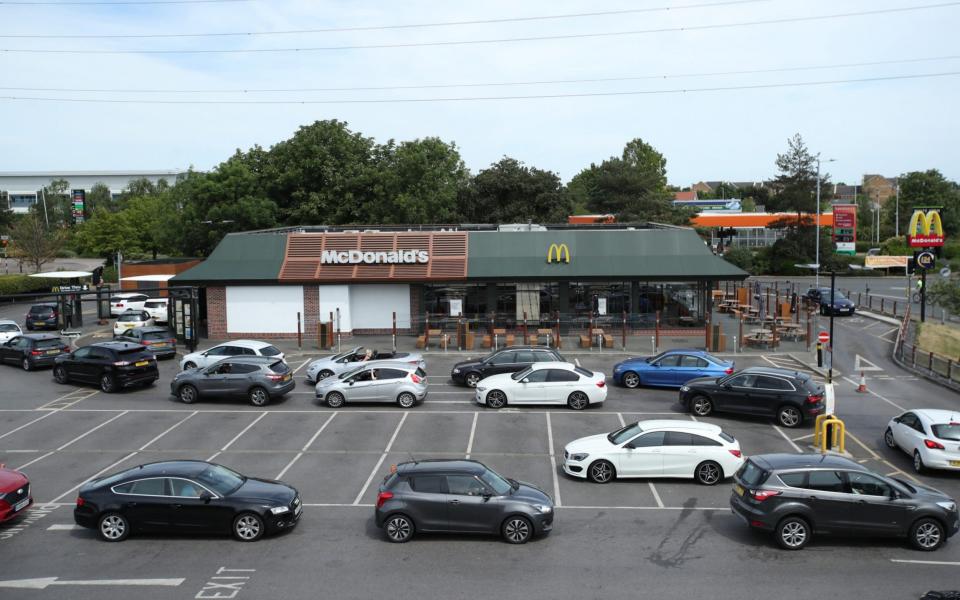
xmin=916 ymin=322 xmax=960 ymax=359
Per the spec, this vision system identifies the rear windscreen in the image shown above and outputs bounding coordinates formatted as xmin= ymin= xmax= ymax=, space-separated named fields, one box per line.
xmin=574 ymin=366 xmax=594 ymax=377
xmin=737 ymin=460 xmax=768 ymax=487
xmin=0 ymin=324 xmax=19 ymax=332
xmin=118 ymin=348 xmax=148 ymax=358
xmin=35 ymin=338 xmax=63 ymax=349
xmin=142 ymin=332 xmax=169 ymax=341
xmin=269 ymin=360 xmax=291 ymax=373
xmin=719 ymin=431 xmax=735 ymax=443
xmin=932 ymin=423 xmax=960 ymax=441
xmin=144 ymin=301 xmax=166 ymax=308
xmin=415 ymin=367 xmax=427 ymax=378
xmin=261 ymin=345 xmax=282 ymax=356
xmin=30 ymin=306 xmax=54 ymax=316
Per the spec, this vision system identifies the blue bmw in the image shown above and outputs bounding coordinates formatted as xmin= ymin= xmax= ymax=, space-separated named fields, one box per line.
xmin=612 ymin=349 xmax=733 ymax=389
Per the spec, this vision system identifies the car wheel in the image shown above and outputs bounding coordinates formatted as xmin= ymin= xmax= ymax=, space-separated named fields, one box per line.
xmin=884 ymin=427 xmax=897 ymax=449
xmin=100 ymin=373 xmax=116 ymax=393
xmin=695 ymin=460 xmax=723 ymax=485
xmin=178 ymin=384 xmax=198 ymax=404
xmin=183 ymin=361 xmax=197 ymax=370
xmin=567 ymin=391 xmax=589 ymax=410
xmin=384 ymin=514 xmax=414 ymax=543
xmin=21 ymin=357 xmax=31 ymax=371
xmin=914 ymin=450 xmax=925 ymax=474
xmin=53 ymin=365 xmax=69 ymax=384
xmin=622 ymin=371 xmax=640 ymax=389
xmin=318 ymin=369 xmax=334 ymax=381
xmin=587 ymin=460 xmax=615 ymax=483
xmin=464 ymin=372 xmax=481 ymax=388
xmin=777 ymin=405 xmax=802 ymax=428
xmin=248 ymin=386 xmax=270 ymax=407
xmin=502 ymin=516 xmax=533 ymax=544
xmin=397 ymin=392 xmax=416 ymax=409
xmin=232 ymin=512 xmax=264 ymax=542
xmin=909 ymin=518 xmax=945 ymax=551
xmin=775 ymin=516 xmax=810 ymax=550
xmin=486 ymin=390 xmax=506 ymax=409
xmin=691 ymin=395 xmax=713 ymax=417
xmin=326 ymin=392 xmax=345 ymax=408
xmin=97 ymin=512 xmax=130 ymax=542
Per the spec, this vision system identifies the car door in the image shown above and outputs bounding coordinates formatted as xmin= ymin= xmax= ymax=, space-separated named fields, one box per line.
xmin=444 ymin=474 xmax=502 ymax=533
xmin=406 ymin=475 xmax=450 ymax=532
xmin=482 ymin=351 xmax=517 ymax=377
xmin=221 ymin=363 xmax=260 ymax=397
xmin=343 ymin=369 xmax=376 ymax=401
xmin=661 ymin=431 xmax=699 ymax=477
xmin=843 ymin=471 xmax=906 ymax=535
xmin=195 ymin=362 xmax=230 ymax=396
xmin=545 ymin=368 xmax=581 ymax=404
xmin=714 ymin=374 xmax=755 ymax=412
xmin=513 ymin=368 xmax=549 ymax=404
xmin=113 ymin=477 xmax=173 ymax=531
xmin=648 ymin=354 xmax=680 ymax=386
xmin=617 ymin=431 xmax=665 ymax=478
xmin=799 ymin=470 xmax=854 ymax=532
xmin=893 ymin=412 xmax=924 ymax=454
xmin=745 ymin=375 xmax=794 ymax=416
xmin=0 ymin=337 xmax=22 ymax=363
xmin=367 ymin=368 xmax=401 ymax=402
xmin=76 ymin=347 xmax=106 ymax=383
xmin=167 ymin=478 xmax=234 ymax=533
xmin=674 ymin=355 xmax=710 ymax=386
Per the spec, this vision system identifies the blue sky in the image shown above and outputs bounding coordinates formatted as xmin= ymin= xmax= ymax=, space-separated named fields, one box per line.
xmin=0 ymin=0 xmax=958 ymax=187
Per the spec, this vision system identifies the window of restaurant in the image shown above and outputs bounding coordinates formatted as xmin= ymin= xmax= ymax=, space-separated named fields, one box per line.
xmin=423 ymin=284 xmax=488 ymax=317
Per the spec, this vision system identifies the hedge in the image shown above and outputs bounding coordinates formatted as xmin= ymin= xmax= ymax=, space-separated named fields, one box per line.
xmin=0 ymin=274 xmax=73 ymax=296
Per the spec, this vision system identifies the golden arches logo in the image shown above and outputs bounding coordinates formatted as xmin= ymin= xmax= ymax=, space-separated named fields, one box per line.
xmin=547 ymin=243 xmax=571 ymax=264
xmin=907 ymin=210 xmax=945 ymax=247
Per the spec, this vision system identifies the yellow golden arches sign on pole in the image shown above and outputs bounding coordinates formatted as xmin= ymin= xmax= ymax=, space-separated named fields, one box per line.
xmin=546 ymin=243 xmax=571 ymax=264
xmin=907 ymin=210 xmax=945 ymax=248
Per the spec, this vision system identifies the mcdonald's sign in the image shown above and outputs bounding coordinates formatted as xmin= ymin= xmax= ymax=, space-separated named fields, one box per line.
xmin=907 ymin=210 xmax=945 ymax=248
xmin=547 ymin=243 xmax=571 ymax=264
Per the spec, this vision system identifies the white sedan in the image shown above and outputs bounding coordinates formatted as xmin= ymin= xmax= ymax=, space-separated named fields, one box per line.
xmin=885 ymin=409 xmax=960 ymax=473
xmin=112 ymin=310 xmax=155 ymax=335
xmin=563 ymin=420 xmax=744 ymax=485
xmin=474 ymin=362 xmax=606 ymax=410
xmin=0 ymin=320 xmax=22 ymax=343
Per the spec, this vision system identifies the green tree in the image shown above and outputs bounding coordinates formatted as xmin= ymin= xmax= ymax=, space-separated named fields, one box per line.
xmin=39 ymin=178 xmax=72 ymax=226
xmin=9 ymin=212 xmax=67 ymax=272
xmin=929 ymin=278 xmax=960 ymax=314
xmin=886 ymin=170 xmax=960 ymax=237
xmin=74 ymin=208 xmax=145 ymax=260
xmin=86 ymin=182 xmax=115 ymax=214
xmin=460 ymin=157 xmax=571 ymax=223
xmin=769 ymin=134 xmax=826 ymax=218
xmin=722 ymin=246 xmax=754 ymax=272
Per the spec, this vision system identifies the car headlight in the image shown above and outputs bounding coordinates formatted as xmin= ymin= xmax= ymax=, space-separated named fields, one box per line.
xmin=569 ymin=453 xmax=589 ymax=462
xmin=680 ymin=385 xmax=690 ymax=392
xmin=452 ymin=368 xmax=460 ymax=374
xmin=534 ymin=504 xmax=552 ymax=513
xmin=269 ymin=506 xmax=290 ymax=515
xmin=477 ymin=386 xmax=487 ymax=392
xmin=936 ymin=501 xmax=957 ymax=512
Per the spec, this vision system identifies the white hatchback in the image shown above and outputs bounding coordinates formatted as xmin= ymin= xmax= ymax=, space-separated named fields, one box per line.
xmin=885 ymin=409 xmax=960 ymax=473
xmin=110 ymin=293 xmax=149 ymax=316
xmin=112 ymin=310 xmax=155 ymax=335
xmin=474 ymin=362 xmax=606 ymax=410
xmin=563 ymin=420 xmax=744 ymax=485
xmin=0 ymin=319 xmax=22 ymax=343
xmin=143 ymin=298 xmax=168 ymax=323
xmin=180 ymin=340 xmax=285 ymax=371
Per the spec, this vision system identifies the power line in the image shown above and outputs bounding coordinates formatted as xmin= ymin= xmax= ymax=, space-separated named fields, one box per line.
xmin=0 ymin=0 xmax=769 ymax=38
xmin=2 ymin=55 xmax=958 ymax=94
xmin=1 ymin=71 xmax=957 ymax=104
xmin=2 ymin=2 xmax=956 ymax=53
xmin=0 ymin=0 xmax=249 ymax=5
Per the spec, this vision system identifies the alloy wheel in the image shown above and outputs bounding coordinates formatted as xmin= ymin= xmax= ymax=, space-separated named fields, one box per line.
xmin=567 ymin=392 xmax=589 ymax=410
xmin=697 ymin=462 xmax=722 ymax=485
xmin=589 ymin=461 xmax=614 ymax=483
xmin=692 ymin=396 xmax=713 ymax=416
xmin=326 ymin=392 xmax=345 ymax=408
xmin=778 ymin=406 xmax=801 ymax=428
xmin=318 ymin=370 xmax=334 ymax=380
xmin=465 ymin=373 xmax=480 ymax=388
xmin=779 ymin=520 xmax=808 ymax=549
xmin=249 ymin=387 xmax=269 ymax=407
xmin=386 ymin=516 xmax=413 ymax=542
xmin=100 ymin=374 xmax=115 ymax=393
xmin=234 ymin=514 xmax=262 ymax=541
xmin=503 ymin=517 xmax=531 ymax=544
xmin=486 ymin=390 xmax=506 ymax=409
xmin=54 ymin=366 xmax=68 ymax=384
xmin=623 ymin=372 xmax=640 ymax=388
xmin=884 ymin=428 xmax=896 ymax=449
xmin=99 ymin=514 xmax=127 ymax=541
xmin=179 ymin=385 xmax=197 ymax=404
xmin=914 ymin=521 xmax=943 ymax=550
xmin=21 ymin=358 xmax=31 ymax=371
xmin=397 ymin=392 xmax=415 ymax=408
xmin=183 ymin=361 xmax=196 ymax=370
xmin=914 ymin=451 xmax=925 ymax=473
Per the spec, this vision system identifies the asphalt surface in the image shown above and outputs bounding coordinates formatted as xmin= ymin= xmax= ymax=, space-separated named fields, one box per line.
xmin=1 ymin=307 xmax=959 ymax=600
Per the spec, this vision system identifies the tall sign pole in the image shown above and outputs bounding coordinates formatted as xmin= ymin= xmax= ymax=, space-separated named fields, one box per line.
xmin=907 ymin=207 xmax=945 ymax=324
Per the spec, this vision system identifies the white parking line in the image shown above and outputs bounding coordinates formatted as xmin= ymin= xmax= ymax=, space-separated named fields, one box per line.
xmin=0 ymin=411 xmax=59 ymax=441
xmin=291 ymin=503 xmax=729 ymax=510
xmin=138 ymin=411 xmax=198 ymax=451
xmin=844 ymin=429 xmax=881 ymax=460
xmin=889 ymin=559 xmax=960 ymax=566
xmin=16 ymin=411 xmax=130 ymax=470
xmin=292 ymin=359 xmax=311 ymax=374
xmin=219 ymin=412 xmax=268 ymax=452
xmin=206 ymin=451 xmax=221 ymax=462
xmin=841 ymin=376 xmax=906 ymax=411
xmin=47 ymin=524 xmax=83 ymax=531
xmin=50 ymin=451 xmax=140 ymax=503
xmin=545 ymin=412 xmax=562 ymax=507
xmin=648 ymin=482 xmax=664 ymax=508
xmin=275 ymin=412 xmax=338 ymax=480
xmin=353 ymin=413 xmax=408 ymax=505
xmin=771 ymin=425 xmax=802 ymax=453
xmin=465 ymin=413 xmax=478 ymax=459
xmin=616 ymin=412 xmax=626 ymax=427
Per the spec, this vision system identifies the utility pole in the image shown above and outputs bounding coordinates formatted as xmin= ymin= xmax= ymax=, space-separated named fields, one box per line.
xmin=895 ymin=180 xmax=900 ymax=238
xmin=815 ymin=158 xmax=821 ymax=290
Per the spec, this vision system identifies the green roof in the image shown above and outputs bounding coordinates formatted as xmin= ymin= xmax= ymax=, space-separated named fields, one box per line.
xmin=171 ymin=233 xmax=287 ymax=284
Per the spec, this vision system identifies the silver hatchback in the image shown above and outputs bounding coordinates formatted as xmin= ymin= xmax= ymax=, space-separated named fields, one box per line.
xmin=315 ymin=361 xmax=427 ymax=409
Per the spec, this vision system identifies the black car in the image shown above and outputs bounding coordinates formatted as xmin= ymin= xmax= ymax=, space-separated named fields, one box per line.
xmin=0 ymin=333 xmax=69 ymax=371
xmin=74 ymin=460 xmax=301 ymax=542
xmin=805 ymin=287 xmax=856 ymax=316
xmin=730 ymin=453 xmax=960 ymax=551
xmin=54 ymin=342 xmax=159 ymax=393
xmin=451 ymin=346 xmax=566 ymax=387
xmin=114 ymin=326 xmax=177 ymax=359
xmin=375 ymin=459 xmax=554 ymax=544
xmin=24 ymin=303 xmax=59 ymax=331
xmin=679 ymin=366 xmax=824 ymax=428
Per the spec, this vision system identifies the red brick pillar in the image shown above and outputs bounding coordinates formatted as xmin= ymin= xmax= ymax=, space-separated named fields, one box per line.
xmin=303 ymin=285 xmax=319 ymax=342
xmin=207 ymin=286 xmax=227 ymax=339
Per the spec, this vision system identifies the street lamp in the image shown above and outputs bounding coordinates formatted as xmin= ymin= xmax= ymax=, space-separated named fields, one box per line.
xmin=814 ymin=155 xmax=837 ymax=290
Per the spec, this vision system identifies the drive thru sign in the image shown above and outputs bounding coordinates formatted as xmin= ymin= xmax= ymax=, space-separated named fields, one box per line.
xmin=818 ymin=331 xmax=830 ymax=344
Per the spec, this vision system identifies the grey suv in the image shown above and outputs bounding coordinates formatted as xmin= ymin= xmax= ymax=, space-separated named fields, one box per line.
xmin=730 ymin=453 xmax=960 ymax=551
xmin=171 ymin=356 xmax=295 ymax=406
xmin=375 ymin=459 xmax=554 ymax=544
xmin=315 ymin=362 xmax=427 ymax=408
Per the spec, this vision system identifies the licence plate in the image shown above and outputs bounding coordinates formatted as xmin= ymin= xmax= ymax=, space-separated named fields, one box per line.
xmin=14 ymin=498 xmax=29 ymax=512
xmin=46 ymin=350 xmax=59 ymax=355
xmin=294 ymin=504 xmax=302 ymax=517
xmin=34 ymin=322 xmax=45 ymax=326
xmin=734 ymin=484 xmax=745 ymax=496
xmin=135 ymin=360 xmax=149 ymax=367
xmin=950 ymin=460 xmax=960 ymax=467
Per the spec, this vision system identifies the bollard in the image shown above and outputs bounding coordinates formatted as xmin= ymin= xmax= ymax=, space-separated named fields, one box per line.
xmin=335 ymin=308 xmax=341 ymax=352
xmin=651 ymin=336 xmax=656 ymax=354
xmin=893 ymin=301 xmax=897 ymax=317
xmin=621 ymin=311 xmax=627 ymax=351
xmin=881 ymin=298 xmax=885 ymax=313
xmin=733 ymin=335 xmax=738 ymax=354
xmin=297 ymin=311 xmax=302 ymax=349
xmin=655 ymin=310 xmax=661 ymax=352
xmin=392 ymin=312 xmax=397 ymax=353
xmin=494 ymin=334 xmax=499 ymax=351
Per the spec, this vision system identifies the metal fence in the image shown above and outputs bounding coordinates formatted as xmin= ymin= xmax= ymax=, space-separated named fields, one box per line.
xmin=892 ymin=303 xmax=960 ymax=390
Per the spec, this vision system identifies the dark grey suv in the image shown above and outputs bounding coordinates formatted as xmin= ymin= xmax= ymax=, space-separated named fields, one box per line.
xmin=730 ymin=453 xmax=960 ymax=551
xmin=375 ymin=459 xmax=554 ymax=544
xmin=170 ymin=356 xmax=295 ymax=406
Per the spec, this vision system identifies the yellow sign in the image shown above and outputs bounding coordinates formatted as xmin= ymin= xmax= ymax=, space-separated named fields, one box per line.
xmin=907 ymin=210 xmax=945 ymax=247
xmin=864 ymin=255 xmax=908 ymax=269
xmin=547 ymin=243 xmax=571 ymax=264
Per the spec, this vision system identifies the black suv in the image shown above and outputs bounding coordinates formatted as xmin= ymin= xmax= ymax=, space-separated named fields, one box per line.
xmin=679 ymin=366 xmax=824 ymax=428
xmin=451 ymin=346 xmax=565 ymax=387
xmin=25 ymin=303 xmax=59 ymax=331
xmin=0 ymin=333 xmax=69 ymax=371
xmin=805 ymin=287 xmax=856 ymax=316
xmin=731 ymin=453 xmax=960 ymax=551
xmin=375 ymin=459 xmax=554 ymax=544
xmin=54 ymin=342 xmax=159 ymax=393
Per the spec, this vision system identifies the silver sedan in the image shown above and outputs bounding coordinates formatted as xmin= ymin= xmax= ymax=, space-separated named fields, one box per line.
xmin=304 ymin=347 xmax=425 ymax=383
xmin=314 ymin=362 xmax=427 ymax=408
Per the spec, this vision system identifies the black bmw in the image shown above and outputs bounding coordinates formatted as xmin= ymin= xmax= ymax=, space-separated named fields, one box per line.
xmin=74 ymin=460 xmax=301 ymax=542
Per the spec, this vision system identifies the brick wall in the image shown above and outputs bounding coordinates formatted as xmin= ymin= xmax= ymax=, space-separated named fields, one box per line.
xmin=303 ymin=284 xmax=319 ymax=341
xmin=207 ymin=286 xmax=227 ymax=338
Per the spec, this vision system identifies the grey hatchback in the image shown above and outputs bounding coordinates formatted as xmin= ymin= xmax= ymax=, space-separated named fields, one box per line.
xmin=375 ymin=459 xmax=554 ymax=544
xmin=314 ymin=362 xmax=427 ymax=408
xmin=170 ymin=356 xmax=295 ymax=406
xmin=730 ymin=453 xmax=960 ymax=551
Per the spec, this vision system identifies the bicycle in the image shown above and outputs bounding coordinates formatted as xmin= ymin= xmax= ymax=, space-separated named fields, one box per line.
xmin=911 ymin=291 xmax=935 ymax=305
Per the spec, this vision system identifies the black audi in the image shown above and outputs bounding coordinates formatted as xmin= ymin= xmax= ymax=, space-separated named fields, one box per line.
xmin=451 ymin=346 xmax=565 ymax=387
xmin=74 ymin=460 xmax=301 ymax=542
xmin=375 ymin=459 xmax=554 ymax=544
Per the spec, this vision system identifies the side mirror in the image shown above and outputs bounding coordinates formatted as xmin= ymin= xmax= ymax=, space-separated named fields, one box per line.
xmin=521 ymin=378 xmax=529 ymax=384
xmin=624 ymin=443 xmax=635 ymax=450
xmin=200 ymin=491 xmax=213 ymax=503
xmin=348 ymin=380 xmax=354 ymax=386
xmin=481 ymin=492 xmax=492 ymax=502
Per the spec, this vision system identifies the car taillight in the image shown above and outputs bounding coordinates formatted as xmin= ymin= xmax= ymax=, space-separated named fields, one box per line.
xmin=806 ymin=394 xmax=823 ymax=404
xmin=925 ymin=439 xmax=945 ymax=450
xmin=596 ymin=380 xmax=606 ymax=388
xmin=376 ymin=491 xmax=393 ymax=509
xmin=30 ymin=350 xmax=43 ymax=356
xmin=51 ymin=312 xmax=58 ymax=318
xmin=75 ymin=497 xmax=85 ymax=507
xmin=724 ymin=367 xmax=734 ymax=375
xmin=728 ymin=449 xmax=742 ymax=458
xmin=410 ymin=373 xmax=422 ymax=384
xmin=116 ymin=304 xmax=123 ymax=308
xmin=752 ymin=489 xmax=781 ymax=502
xmin=408 ymin=360 xmax=419 ymax=365
xmin=169 ymin=339 xmax=176 ymax=344
xmin=142 ymin=340 xmax=153 ymax=345
xmin=266 ymin=373 xmax=284 ymax=382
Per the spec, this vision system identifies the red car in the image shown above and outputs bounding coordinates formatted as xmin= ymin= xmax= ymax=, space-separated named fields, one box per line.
xmin=0 ymin=464 xmax=32 ymax=522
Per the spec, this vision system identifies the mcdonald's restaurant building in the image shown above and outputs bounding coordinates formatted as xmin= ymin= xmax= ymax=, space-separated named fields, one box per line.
xmin=170 ymin=224 xmax=748 ymax=339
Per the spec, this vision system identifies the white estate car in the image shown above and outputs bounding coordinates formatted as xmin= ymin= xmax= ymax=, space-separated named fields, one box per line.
xmin=885 ymin=409 xmax=960 ymax=473
xmin=180 ymin=340 xmax=285 ymax=370
xmin=474 ymin=362 xmax=606 ymax=410
xmin=563 ymin=420 xmax=744 ymax=485
xmin=143 ymin=298 xmax=168 ymax=323
xmin=110 ymin=293 xmax=149 ymax=316
xmin=112 ymin=310 xmax=155 ymax=335
xmin=0 ymin=320 xmax=23 ymax=343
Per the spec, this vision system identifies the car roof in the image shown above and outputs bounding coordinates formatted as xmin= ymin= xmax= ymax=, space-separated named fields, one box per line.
xmin=111 ymin=293 xmax=147 ymax=298
xmin=120 ymin=308 xmax=148 ymax=314
xmin=396 ymin=459 xmax=486 ymax=476
xmin=213 ymin=339 xmax=274 ymax=349
xmin=145 ymin=297 xmax=167 ymax=302
xmin=126 ymin=326 xmax=170 ymax=334
xmin=22 ymin=333 xmax=61 ymax=340
xmin=91 ymin=341 xmax=145 ymax=351
xmin=733 ymin=366 xmax=810 ymax=380
xmin=632 ymin=419 xmax=723 ymax=434
xmin=29 ymin=302 xmax=57 ymax=308
xmin=750 ymin=453 xmax=863 ymax=471
xmin=911 ymin=409 xmax=960 ymax=423
xmin=0 ymin=319 xmax=18 ymax=325
xmin=115 ymin=460 xmax=212 ymax=479
xmin=351 ymin=360 xmax=419 ymax=370
xmin=495 ymin=345 xmax=555 ymax=352
xmin=526 ymin=361 xmax=577 ymax=371
xmin=218 ymin=356 xmax=277 ymax=364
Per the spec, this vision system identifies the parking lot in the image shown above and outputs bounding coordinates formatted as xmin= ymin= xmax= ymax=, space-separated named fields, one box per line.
xmin=3 ymin=344 xmax=960 ymax=599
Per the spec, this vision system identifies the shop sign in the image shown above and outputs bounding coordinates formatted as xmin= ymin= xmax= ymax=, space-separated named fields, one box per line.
xmin=449 ymin=299 xmax=463 ymax=317
xmin=907 ymin=210 xmax=945 ymax=247
xmin=832 ymin=204 xmax=856 ymax=255
xmin=546 ymin=243 xmax=571 ymax=264
xmin=51 ymin=284 xmax=88 ymax=293
xmin=319 ymin=249 xmax=429 ymax=265
xmin=916 ymin=251 xmax=936 ymax=271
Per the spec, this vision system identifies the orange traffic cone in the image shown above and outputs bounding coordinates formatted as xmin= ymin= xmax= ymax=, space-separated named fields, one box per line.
xmin=856 ymin=371 xmax=867 ymax=393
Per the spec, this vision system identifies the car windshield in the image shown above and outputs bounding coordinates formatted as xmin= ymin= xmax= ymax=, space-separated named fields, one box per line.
xmin=512 ymin=367 xmax=533 ymax=381
xmin=261 ymin=345 xmax=282 ymax=357
xmin=932 ymin=423 xmax=960 ymax=441
xmin=645 ymin=351 xmax=668 ymax=363
xmin=196 ymin=464 xmax=245 ymax=496
xmin=0 ymin=323 xmax=19 ymax=332
xmin=608 ymin=423 xmax=643 ymax=444
xmin=330 ymin=348 xmax=359 ymax=361
xmin=35 ymin=338 xmax=62 ymax=349
xmin=479 ymin=468 xmax=514 ymax=496
xmin=119 ymin=314 xmax=143 ymax=322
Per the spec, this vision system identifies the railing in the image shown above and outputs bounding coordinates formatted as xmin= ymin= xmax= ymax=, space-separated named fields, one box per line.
xmin=893 ymin=302 xmax=960 ymax=389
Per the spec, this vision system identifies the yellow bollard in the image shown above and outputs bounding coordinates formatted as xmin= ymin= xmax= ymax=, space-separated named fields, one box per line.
xmin=814 ymin=415 xmax=846 ymax=454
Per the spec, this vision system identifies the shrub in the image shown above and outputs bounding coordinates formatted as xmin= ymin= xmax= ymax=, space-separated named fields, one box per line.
xmin=880 ymin=236 xmax=911 ymax=256
xmin=0 ymin=274 xmax=73 ymax=296
xmin=722 ymin=247 xmax=754 ymax=272
xmin=855 ymin=240 xmax=872 ymax=252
